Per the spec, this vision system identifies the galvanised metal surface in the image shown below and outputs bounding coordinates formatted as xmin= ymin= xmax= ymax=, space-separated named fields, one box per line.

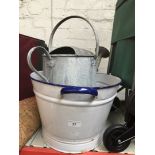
xmin=43 ymin=48 xmax=96 ymax=86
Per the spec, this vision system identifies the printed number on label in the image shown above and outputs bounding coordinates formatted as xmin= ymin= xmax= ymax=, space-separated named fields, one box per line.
xmin=68 ymin=121 xmax=81 ymax=127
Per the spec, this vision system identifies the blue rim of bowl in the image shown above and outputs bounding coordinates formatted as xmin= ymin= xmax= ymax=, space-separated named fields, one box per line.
xmin=30 ymin=75 xmax=121 ymax=90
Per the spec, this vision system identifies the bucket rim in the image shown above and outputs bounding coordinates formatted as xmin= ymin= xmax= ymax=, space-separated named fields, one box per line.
xmin=30 ymin=72 xmax=121 ymax=90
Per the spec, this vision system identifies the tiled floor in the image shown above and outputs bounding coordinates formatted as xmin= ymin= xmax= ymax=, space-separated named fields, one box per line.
xmin=26 ymin=103 xmax=135 ymax=154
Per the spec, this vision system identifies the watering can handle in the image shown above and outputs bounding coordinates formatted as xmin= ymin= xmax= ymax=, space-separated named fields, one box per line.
xmin=27 ymin=46 xmax=51 ymax=82
xmin=48 ymin=15 xmax=99 ymax=57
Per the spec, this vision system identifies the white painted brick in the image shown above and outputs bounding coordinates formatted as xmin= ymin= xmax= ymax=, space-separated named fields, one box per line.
xmin=52 ymin=0 xmax=67 ymax=9
xmin=53 ymin=38 xmax=96 ymax=52
xmin=33 ymin=17 xmax=51 ymax=28
xmin=37 ymin=0 xmax=51 ymax=9
xmin=89 ymin=0 xmax=106 ymax=10
xmin=103 ymin=0 xmax=117 ymax=9
xmin=89 ymin=0 xmax=116 ymax=10
xmin=51 ymin=20 xmax=97 ymax=40
xmin=93 ymin=21 xmax=114 ymax=30
xmin=19 ymin=0 xmax=23 ymax=8
xmin=98 ymin=58 xmax=109 ymax=73
xmin=19 ymin=0 xmax=31 ymax=7
xmin=29 ymin=28 xmax=46 ymax=40
xmin=52 ymin=9 xmax=88 ymax=20
xmin=27 ymin=1 xmax=44 ymax=15
xmin=53 ymin=0 xmax=91 ymax=9
xmin=20 ymin=0 xmax=31 ymax=3
xmin=44 ymin=28 xmax=52 ymax=44
xmin=97 ymin=30 xmax=112 ymax=41
xmin=39 ymin=8 xmax=52 ymax=18
xmin=67 ymin=29 xmax=95 ymax=40
xmin=65 ymin=0 xmax=92 ymax=10
xmin=52 ymin=9 xmax=70 ymax=19
xmin=20 ymin=0 xmax=52 ymax=44
xmin=19 ymin=18 xmax=33 ymax=31
xmin=100 ymin=36 xmax=112 ymax=50
xmin=53 ymin=0 xmax=117 ymax=10
xmin=51 ymin=28 xmax=95 ymax=40
xmin=50 ymin=24 xmax=98 ymax=49
xmin=103 ymin=10 xmax=115 ymax=19
xmin=52 ymin=17 xmax=93 ymax=29
xmin=86 ymin=10 xmax=105 ymax=21
xmin=20 ymin=26 xmax=45 ymax=41
xmin=19 ymin=6 xmax=30 ymax=18
xmin=86 ymin=10 xmax=115 ymax=21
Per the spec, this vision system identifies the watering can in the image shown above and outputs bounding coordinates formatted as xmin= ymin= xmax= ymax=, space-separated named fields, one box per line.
xmin=27 ymin=16 xmax=108 ymax=86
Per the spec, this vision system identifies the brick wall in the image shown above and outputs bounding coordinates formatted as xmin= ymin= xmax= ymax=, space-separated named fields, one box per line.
xmin=19 ymin=0 xmax=52 ymax=43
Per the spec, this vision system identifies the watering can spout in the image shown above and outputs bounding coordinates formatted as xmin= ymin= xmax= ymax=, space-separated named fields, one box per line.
xmin=96 ymin=46 xmax=110 ymax=70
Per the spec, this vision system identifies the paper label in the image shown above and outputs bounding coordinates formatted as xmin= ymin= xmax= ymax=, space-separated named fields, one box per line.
xmin=68 ymin=120 xmax=81 ymax=127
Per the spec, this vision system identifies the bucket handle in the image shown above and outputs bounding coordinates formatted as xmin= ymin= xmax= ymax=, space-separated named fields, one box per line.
xmin=61 ymin=87 xmax=98 ymax=96
xmin=27 ymin=46 xmax=51 ymax=82
xmin=48 ymin=15 xmax=99 ymax=57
